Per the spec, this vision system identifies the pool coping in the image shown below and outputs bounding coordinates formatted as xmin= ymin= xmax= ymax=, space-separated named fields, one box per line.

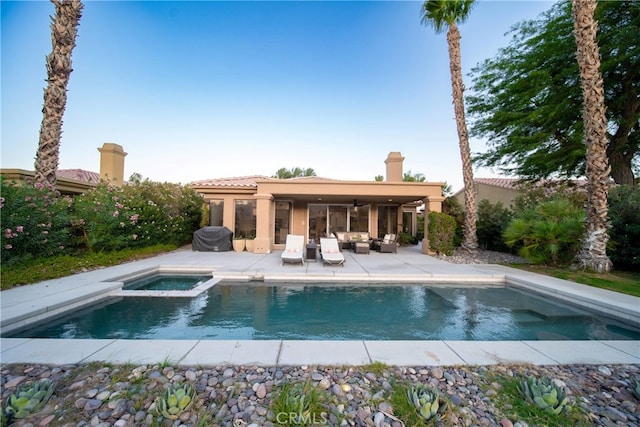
xmin=1 ymin=248 xmax=639 ymax=366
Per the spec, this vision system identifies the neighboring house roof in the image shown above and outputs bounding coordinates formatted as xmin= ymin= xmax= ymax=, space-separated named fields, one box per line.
xmin=453 ymin=177 xmax=588 ymax=199
xmin=57 ymin=169 xmax=101 ymax=183
xmin=473 ymin=178 xmax=522 ymax=190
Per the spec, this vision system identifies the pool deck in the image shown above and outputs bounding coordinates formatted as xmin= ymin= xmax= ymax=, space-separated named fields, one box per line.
xmin=1 ymin=245 xmax=639 ymax=367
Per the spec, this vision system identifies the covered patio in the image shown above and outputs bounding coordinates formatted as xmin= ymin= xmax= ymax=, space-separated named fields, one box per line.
xmin=190 ymin=152 xmax=445 ymax=254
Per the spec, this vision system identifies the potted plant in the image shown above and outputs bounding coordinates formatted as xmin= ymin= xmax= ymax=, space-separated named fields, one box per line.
xmin=245 ymin=234 xmax=255 ymax=253
xmin=232 ymin=234 xmax=246 ymax=252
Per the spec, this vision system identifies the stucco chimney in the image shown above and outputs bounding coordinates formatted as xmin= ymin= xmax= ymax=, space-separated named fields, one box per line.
xmin=385 ymin=152 xmax=404 ymax=182
xmin=98 ymin=143 xmax=127 ymax=185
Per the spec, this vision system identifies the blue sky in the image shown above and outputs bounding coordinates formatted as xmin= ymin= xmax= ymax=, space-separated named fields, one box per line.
xmin=2 ymin=0 xmax=553 ymax=191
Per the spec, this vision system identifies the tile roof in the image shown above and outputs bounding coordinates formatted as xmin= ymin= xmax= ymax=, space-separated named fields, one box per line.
xmin=473 ymin=177 xmax=588 ymax=190
xmin=282 ymin=176 xmax=341 ymax=182
xmin=56 ymin=169 xmax=101 ymax=183
xmin=190 ymin=175 xmax=342 ymax=187
xmin=473 ymin=178 xmax=522 ymax=189
xmin=189 ymin=175 xmax=269 ymax=188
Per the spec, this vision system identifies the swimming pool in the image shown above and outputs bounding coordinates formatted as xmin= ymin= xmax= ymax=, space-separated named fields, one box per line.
xmin=8 ymin=283 xmax=640 ymax=341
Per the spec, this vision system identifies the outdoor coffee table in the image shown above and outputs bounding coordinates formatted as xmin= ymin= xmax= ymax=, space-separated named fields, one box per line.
xmin=353 ymin=241 xmax=370 ymax=254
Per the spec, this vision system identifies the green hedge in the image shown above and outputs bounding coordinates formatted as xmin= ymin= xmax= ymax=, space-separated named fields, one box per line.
xmin=608 ymin=185 xmax=640 ymax=270
xmin=428 ymin=212 xmax=456 ymax=255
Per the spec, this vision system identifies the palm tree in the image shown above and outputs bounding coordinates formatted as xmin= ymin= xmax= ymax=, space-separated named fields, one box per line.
xmin=571 ymin=0 xmax=612 ymax=272
xmin=272 ymin=167 xmax=317 ymax=179
xmin=34 ymin=0 xmax=84 ymax=187
xmin=421 ymin=0 xmax=478 ymax=251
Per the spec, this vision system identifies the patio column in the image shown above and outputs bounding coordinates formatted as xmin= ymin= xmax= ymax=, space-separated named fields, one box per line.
xmin=254 ymin=193 xmax=273 ymax=253
xmin=420 ymin=197 xmax=431 ymax=255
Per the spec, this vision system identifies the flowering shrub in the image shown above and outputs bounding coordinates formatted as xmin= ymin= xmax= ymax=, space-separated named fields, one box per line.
xmin=0 ymin=177 xmax=203 ymax=262
xmin=0 ymin=177 xmax=72 ymax=264
xmin=72 ymin=180 xmax=202 ymax=251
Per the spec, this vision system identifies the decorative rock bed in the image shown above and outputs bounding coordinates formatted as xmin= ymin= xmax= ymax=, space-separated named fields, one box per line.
xmin=1 ymin=363 xmax=638 ymax=426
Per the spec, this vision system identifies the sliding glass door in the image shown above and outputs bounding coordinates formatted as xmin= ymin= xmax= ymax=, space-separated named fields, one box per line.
xmin=308 ymin=204 xmax=370 ymax=242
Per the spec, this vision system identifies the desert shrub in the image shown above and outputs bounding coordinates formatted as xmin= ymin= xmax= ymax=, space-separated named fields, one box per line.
xmin=398 ymin=232 xmax=419 ymax=246
xmin=608 ymin=185 xmax=640 ymax=270
xmin=0 ymin=177 xmax=73 ymax=264
xmin=476 ymin=199 xmax=513 ymax=252
xmin=428 ymin=212 xmax=456 ymax=255
xmin=504 ymin=199 xmax=584 ymax=265
xmin=512 ymin=181 xmax=587 ymax=215
xmin=72 ymin=180 xmax=202 ymax=252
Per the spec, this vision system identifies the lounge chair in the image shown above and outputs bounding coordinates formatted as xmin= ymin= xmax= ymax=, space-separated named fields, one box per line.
xmin=281 ymin=234 xmax=305 ymax=265
xmin=375 ymin=233 xmax=397 ymax=253
xmin=320 ymin=237 xmax=345 ymax=266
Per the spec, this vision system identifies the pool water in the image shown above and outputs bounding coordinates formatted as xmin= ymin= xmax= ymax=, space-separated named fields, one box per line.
xmin=123 ymin=274 xmax=211 ymax=291
xmin=8 ymin=284 xmax=640 ymax=341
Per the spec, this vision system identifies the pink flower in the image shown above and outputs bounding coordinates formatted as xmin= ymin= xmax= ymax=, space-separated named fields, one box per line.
xmin=130 ymin=214 xmax=139 ymax=224
xmin=0 ymin=197 xmax=5 ymax=208
xmin=116 ymin=202 xmax=123 ymax=209
xmin=5 ymin=244 xmax=12 ymax=250
xmin=5 ymin=228 xmax=12 ymax=237
xmin=113 ymin=210 xmax=120 ymax=218
xmin=16 ymin=226 xmax=24 ymax=233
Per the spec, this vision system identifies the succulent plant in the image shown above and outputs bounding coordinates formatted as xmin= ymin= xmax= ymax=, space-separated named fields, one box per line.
xmin=406 ymin=383 xmax=446 ymax=421
xmin=155 ymin=382 xmax=196 ymax=420
xmin=3 ymin=379 xmax=55 ymax=420
xmin=631 ymin=375 xmax=640 ymax=400
xmin=518 ymin=375 xmax=568 ymax=415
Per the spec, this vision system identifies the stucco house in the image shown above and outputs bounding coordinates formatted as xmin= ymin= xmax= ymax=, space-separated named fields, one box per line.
xmin=2 ymin=147 xmax=445 ymax=254
xmin=190 ymin=152 xmax=445 ymax=254
xmin=1 ymin=143 xmax=127 ymax=195
xmin=452 ymin=178 xmax=522 ymax=209
xmin=452 ymin=177 xmax=588 ymax=209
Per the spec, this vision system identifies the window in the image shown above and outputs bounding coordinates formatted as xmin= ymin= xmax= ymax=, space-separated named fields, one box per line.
xmin=234 ymin=200 xmax=256 ymax=238
xmin=349 ymin=205 xmax=369 ymax=232
xmin=274 ymin=201 xmax=291 ymax=245
xmin=308 ymin=204 xmax=327 ymax=243
xmin=309 ymin=204 xmax=370 ymax=241
xmin=209 ymin=200 xmax=223 ymax=226
xmin=378 ymin=205 xmax=398 ymax=236
xmin=328 ymin=205 xmax=348 ymax=233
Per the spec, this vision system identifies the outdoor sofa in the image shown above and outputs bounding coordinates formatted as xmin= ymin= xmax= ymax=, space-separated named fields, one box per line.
xmin=333 ymin=231 xmax=371 ymax=250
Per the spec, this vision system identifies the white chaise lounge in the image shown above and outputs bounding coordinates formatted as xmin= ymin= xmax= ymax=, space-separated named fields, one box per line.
xmin=281 ymin=234 xmax=305 ymax=265
xmin=320 ymin=237 xmax=345 ymax=266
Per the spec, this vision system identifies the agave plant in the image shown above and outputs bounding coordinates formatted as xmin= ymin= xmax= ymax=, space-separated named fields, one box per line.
xmin=155 ymin=382 xmax=195 ymax=420
xmin=518 ymin=375 xmax=568 ymax=415
xmin=406 ymin=383 xmax=446 ymax=421
xmin=4 ymin=379 xmax=55 ymax=420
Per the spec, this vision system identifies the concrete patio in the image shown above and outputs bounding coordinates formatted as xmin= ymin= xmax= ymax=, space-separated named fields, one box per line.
xmin=1 ymin=245 xmax=639 ymax=366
